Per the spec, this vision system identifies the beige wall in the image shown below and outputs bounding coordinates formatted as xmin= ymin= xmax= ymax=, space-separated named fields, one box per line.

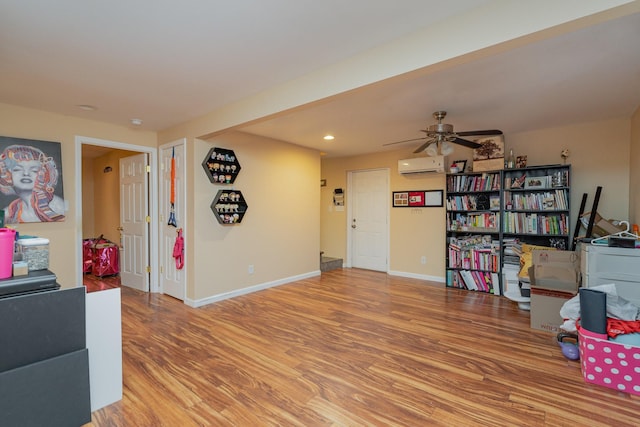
xmin=630 ymin=106 xmax=640 ymax=227
xmin=321 ymin=150 xmax=446 ymax=279
xmin=0 ymin=103 xmax=157 ymax=287
xmin=321 ymin=117 xmax=634 ymax=281
xmin=191 ymin=131 xmax=320 ymax=301
xmin=507 ymin=117 xmax=631 ymax=228
xmin=0 ymin=103 xmax=318 ymax=301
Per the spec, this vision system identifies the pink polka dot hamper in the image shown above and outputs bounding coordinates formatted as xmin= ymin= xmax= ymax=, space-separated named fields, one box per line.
xmin=578 ymin=327 xmax=640 ymax=396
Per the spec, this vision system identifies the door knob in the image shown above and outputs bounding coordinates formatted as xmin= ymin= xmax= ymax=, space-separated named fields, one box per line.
xmin=351 ymin=218 xmax=356 ymax=229
xmin=117 ymin=226 xmax=124 ymax=231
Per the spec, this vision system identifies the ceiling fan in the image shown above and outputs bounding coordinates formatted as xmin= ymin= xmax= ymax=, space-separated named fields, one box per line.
xmin=384 ymin=111 xmax=503 ymax=155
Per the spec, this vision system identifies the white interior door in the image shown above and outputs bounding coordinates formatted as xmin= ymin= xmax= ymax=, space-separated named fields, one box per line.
xmin=159 ymin=142 xmax=186 ymax=300
xmin=119 ymin=153 xmax=149 ymax=291
xmin=350 ymin=169 xmax=389 ymax=271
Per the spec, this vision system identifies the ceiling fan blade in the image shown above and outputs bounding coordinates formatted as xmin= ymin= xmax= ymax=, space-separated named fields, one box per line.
xmin=457 ymin=129 xmax=503 ymax=136
xmin=413 ymin=140 xmax=435 ymax=154
xmin=451 ymin=137 xmax=482 ymax=149
xmin=383 ymin=137 xmax=426 ymax=147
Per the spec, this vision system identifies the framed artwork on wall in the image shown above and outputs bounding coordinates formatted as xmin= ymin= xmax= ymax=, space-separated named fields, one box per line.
xmin=0 ymin=136 xmax=65 ymax=223
xmin=393 ymin=190 xmax=443 ymax=208
xmin=451 ymin=160 xmax=467 ymax=173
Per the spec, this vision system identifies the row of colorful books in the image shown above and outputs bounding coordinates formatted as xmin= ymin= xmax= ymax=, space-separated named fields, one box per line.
xmin=447 ymin=247 xmax=501 ymax=272
xmin=446 ymin=172 xmax=501 ymax=193
xmin=447 ymin=212 xmax=499 ymax=231
xmin=502 ymin=212 xmax=568 ymax=235
xmin=446 ymin=194 xmax=501 ymax=211
xmin=448 ymin=234 xmax=495 ymax=249
xmin=447 ymin=269 xmax=501 ymax=294
xmin=504 ymin=189 xmax=568 ymax=211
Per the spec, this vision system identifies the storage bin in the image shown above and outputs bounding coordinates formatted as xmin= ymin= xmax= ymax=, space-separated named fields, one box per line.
xmin=91 ymin=243 xmax=119 ymax=277
xmin=578 ymin=327 xmax=640 ymax=396
xmin=83 ymin=236 xmax=109 ymax=274
xmin=17 ymin=238 xmax=49 ymax=271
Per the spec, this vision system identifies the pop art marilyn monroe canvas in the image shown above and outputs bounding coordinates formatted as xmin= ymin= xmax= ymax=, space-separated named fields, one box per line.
xmin=0 ymin=139 xmax=66 ymax=224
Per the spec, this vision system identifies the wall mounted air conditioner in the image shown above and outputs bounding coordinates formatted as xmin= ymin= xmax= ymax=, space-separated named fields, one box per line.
xmin=398 ymin=155 xmax=445 ymax=174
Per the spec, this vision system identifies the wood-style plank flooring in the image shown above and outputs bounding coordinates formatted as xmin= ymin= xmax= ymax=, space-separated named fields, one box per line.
xmin=83 ymin=273 xmax=121 ymax=293
xmin=86 ymin=269 xmax=640 ymax=426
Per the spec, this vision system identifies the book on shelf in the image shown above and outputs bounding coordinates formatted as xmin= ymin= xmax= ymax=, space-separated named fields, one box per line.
xmin=542 ymin=194 xmax=555 ymax=210
xmin=459 ymin=269 xmax=478 ymax=291
xmin=471 ymin=271 xmax=487 ymax=292
xmin=491 ymin=272 xmax=501 ymax=295
xmin=447 ymin=172 xmax=500 ymax=193
xmin=453 ymin=269 xmax=498 ymax=293
xmin=490 ymin=195 xmax=500 ymax=210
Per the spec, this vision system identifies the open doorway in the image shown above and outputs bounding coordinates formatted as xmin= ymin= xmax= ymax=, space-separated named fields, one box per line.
xmin=75 ymin=136 xmax=159 ymax=293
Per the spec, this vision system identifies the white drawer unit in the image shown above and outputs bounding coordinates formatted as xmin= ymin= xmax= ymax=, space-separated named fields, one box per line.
xmin=581 ymin=244 xmax=640 ymax=307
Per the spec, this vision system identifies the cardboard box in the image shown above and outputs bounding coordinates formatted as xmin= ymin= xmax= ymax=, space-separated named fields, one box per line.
xmin=531 ymin=249 xmax=580 ymax=292
xmin=473 ymin=158 xmax=504 ymax=172
xmin=530 ymin=288 xmax=576 ymax=332
xmin=530 ymin=250 xmax=579 ymax=331
xmin=580 ymin=211 xmax=625 ymax=237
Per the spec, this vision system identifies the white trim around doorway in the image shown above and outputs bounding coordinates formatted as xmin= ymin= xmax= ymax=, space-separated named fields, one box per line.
xmin=74 ymin=136 xmax=159 ymax=292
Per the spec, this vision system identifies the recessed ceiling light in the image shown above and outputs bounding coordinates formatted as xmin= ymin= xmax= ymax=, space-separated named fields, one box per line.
xmin=130 ymin=118 xmax=143 ymax=126
xmin=323 ymin=135 xmax=335 ymax=140
xmin=77 ymin=104 xmax=97 ymax=111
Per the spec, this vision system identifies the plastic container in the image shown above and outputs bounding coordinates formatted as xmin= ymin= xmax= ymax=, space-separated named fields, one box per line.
xmin=578 ymin=327 xmax=640 ymax=396
xmin=17 ymin=237 xmax=50 ymax=271
xmin=0 ymin=228 xmax=16 ymax=279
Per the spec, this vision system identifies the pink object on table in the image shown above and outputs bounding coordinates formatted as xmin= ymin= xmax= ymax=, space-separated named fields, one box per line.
xmin=0 ymin=228 xmax=16 ymax=279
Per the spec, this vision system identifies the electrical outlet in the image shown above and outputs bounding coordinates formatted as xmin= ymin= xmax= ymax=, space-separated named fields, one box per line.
xmin=248 ymin=265 xmax=254 ymax=274
xmin=420 ymin=256 xmax=427 ymax=265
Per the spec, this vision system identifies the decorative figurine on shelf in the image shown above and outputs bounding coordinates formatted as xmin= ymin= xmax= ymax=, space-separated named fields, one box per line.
xmin=561 ymin=148 xmax=570 ymax=164
xmin=510 ymin=173 xmax=526 ymax=189
xmin=516 ymin=155 xmax=527 ymax=168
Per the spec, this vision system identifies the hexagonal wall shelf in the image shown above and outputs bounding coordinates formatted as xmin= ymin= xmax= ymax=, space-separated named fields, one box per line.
xmin=202 ymin=147 xmax=241 ymax=184
xmin=210 ymin=190 xmax=248 ymax=224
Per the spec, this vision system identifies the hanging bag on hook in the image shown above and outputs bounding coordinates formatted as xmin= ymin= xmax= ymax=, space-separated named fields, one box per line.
xmin=168 ymin=146 xmax=177 ymax=227
xmin=172 ymin=228 xmax=184 ymax=270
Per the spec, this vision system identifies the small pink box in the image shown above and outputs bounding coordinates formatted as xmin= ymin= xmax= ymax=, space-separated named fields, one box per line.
xmin=578 ymin=327 xmax=640 ymax=396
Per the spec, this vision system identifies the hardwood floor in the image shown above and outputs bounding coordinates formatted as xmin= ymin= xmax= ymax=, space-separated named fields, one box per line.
xmin=83 ymin=273 xmax=121 ymax=293
xmin=87 ymin=269 xmax=639 ymax=426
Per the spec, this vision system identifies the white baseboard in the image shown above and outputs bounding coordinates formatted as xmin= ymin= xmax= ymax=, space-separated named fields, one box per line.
xmin=185 ymin=270 xmax=321 ymax=308
xmin=387 ymin=270 xmax=445 ymax=283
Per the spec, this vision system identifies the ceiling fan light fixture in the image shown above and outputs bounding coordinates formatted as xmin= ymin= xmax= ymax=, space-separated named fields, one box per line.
xmin=440 ymin=141 xmax=454 ymax=156
xmin=385 ymin=110 xmax=500 ymax=153
xmin=425 ymin=143 xmax=438 ymax=157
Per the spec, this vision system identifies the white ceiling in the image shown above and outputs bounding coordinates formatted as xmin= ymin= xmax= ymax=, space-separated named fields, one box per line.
xmin=2 ymin=1 xmax=639 ymax=158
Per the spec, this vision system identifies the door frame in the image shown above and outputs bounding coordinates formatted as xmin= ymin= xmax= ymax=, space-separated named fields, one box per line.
xmin=75 ymin=136 xmax=159 ymax=292
xmin=345 ymin=168 xmax=390 ymax=270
